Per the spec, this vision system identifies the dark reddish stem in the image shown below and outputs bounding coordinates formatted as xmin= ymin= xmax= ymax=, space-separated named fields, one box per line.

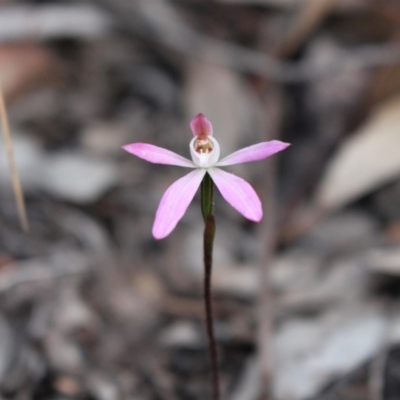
xmin=204 ymin=215 xmax=219 ymax=400
xmin=201 ymin=173 xmax=220 ymax=400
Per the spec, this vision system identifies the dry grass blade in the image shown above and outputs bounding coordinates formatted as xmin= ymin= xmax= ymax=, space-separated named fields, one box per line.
xmin=0 ymin=84 xmax=28 ymax=231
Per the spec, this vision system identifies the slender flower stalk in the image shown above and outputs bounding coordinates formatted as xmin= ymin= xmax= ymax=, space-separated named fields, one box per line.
xmin=201 ymin=173 xmax=219 ymax=399
xmin=123 ymin=114 xmax=290 ymax=398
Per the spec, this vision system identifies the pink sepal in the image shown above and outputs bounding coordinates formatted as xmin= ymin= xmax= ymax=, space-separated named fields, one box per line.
xmin=123 ymin=143 xmax=195 ymax=168
xmin=152 ymin=169 xmax=206 ymax=239
xmin=208 ymin=168 xmax=262 ymax=222
xmin=217 ymin=141 xmax=290 ymax=167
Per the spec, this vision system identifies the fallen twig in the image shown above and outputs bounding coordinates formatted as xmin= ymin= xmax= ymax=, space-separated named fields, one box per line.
xmin=0 ymin=83 xmax=28 ymax=231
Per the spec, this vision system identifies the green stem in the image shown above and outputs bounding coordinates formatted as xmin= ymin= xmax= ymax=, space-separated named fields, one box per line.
xmin=201 ymin=172 xmax=214 ymax=222
xmin=201 ymin=173 xmax=220 ymax=400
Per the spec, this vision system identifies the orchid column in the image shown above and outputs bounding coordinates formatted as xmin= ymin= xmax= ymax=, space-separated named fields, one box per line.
xmin=123 ymin=114 xmax=290 ymax=399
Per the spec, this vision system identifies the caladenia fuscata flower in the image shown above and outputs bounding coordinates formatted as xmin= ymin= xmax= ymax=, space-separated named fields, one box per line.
xmin=123 ymin=113 xmax=289 ymax=400
xmin=122 ymin=113 xmax=290 ymax=240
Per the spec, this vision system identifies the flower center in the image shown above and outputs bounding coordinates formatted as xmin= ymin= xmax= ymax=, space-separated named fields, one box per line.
xmin=190 ymin=135 xmax=220 ymax=168
xmin=194 ymin=137 xmax=213 ymax=154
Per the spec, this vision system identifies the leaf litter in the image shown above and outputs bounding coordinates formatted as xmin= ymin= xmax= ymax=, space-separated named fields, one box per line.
xmin=0 ymin=1 xmax=400 ymax=400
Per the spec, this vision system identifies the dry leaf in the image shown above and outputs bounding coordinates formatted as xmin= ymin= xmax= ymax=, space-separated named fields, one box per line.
xmin=315 ymin=94 xmax=400 ymax=210
xmin=273 ymin=307 xmax=387 ymax=399
xmin=0 ymin=5 xmax=113 ymax=41
xmin=364 ymin=246 xmax=400 ymax=276
xmin=0 ymin=44 xmax=59 ymax=101
xmin=0 ymin=134 xmax=117 ymax=203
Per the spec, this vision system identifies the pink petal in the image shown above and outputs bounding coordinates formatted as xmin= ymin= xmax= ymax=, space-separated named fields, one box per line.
xmin=123 ymin=143 xmax=195 ymax=167
xmin=208 ymin=168 xmax=262 ymax=221
xmin=190 ymin=113 xmax=213 ymax=137
xmin=216 ymin=140 xmax=290 ymax=167
xmin=153 ymin=169 xmax=206 ymax=239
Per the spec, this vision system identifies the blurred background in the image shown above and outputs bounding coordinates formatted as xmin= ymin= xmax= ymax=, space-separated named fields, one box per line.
xmin=0 ymin=0 xmax=400 ymax=399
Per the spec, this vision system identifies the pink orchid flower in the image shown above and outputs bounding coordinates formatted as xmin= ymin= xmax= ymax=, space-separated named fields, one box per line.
xmin=123 ymin=114 xmax=290 ymax=239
